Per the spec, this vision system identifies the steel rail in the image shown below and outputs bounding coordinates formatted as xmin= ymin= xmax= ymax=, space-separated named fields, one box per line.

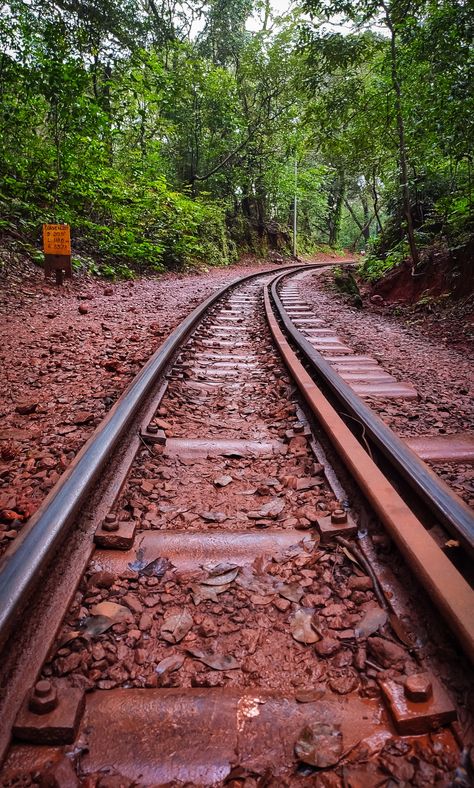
xmin=0 ymin=262 xmax=326 ymax=650
xmin=264 ymin=282 xmax=474 ymax=663
xmin=270 ymin=271 xmax=474 ymax=554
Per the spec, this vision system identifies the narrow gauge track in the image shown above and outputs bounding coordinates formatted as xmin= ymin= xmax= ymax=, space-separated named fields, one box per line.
xmin=0 ymin=264 xmax=472 ymax=786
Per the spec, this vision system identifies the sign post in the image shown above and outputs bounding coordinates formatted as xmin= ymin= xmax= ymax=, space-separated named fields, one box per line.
xmin=42 ymin=224 xmax=72 ymax=285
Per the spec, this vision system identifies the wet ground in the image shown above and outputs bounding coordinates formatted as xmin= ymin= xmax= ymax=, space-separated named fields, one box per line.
xmin=0 ymin=255 xmax=310 ymax=554
xmin=2 ymin=267 xmax=472 ymax=786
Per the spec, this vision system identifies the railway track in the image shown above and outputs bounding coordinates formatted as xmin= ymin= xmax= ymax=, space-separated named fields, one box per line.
xmin=0 ymin=263 xmax=473 ymax=786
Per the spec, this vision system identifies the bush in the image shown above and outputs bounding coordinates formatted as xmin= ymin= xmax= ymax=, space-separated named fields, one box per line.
xmin=0 ymin=162 xmax=232 ymax=278
xmin=358 ymin=240 xmax=410 ymax=282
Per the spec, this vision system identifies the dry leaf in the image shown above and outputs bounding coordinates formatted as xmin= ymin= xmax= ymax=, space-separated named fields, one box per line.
xmin=200 ymin=511 xmax=227 ymax=523
xmin=128 ymin=548 xmax=172 ymax=577
xmin=355 ymin=606 xmax=388 ymax=638
xmin=388 ymin=613 xmax=415 ymax=647
xmin=341 ymin=546 xmax=362 ymax=569
xmin=187 ymin=647 xmax=240 ymax=671
xmin=91 ymin=601 xmax=133 ymax=623
xmin=259 ymin=497 xmax=285 ymax=518
xmin=250 ymin=594 xmax=273 ymax=606
xmin=155 ymin=654 xmax=185 ymax=676
xmin=290 ymin=609 xmax=320 ymax=644
xmin=213 ymin=475 xmax=233 ymax=487
xmin=201 ymin=566 xmax=239 ymax=586
xmin=78 ymin=616 xmax=116 ymax=637
xmin=276 ymin=582 xmax=304 ymax=603
xmin=235 ymin=565 xmax=277 ymax=596
xmin=160 ymin=610 xmax=193 ymax=643
xmin=58 ymin=629 xmax=85 ymax=646
xmin=191 ymin=583 xmax=230 ymax=604
xmin=295 ymin=722 xmax=343 ymax=767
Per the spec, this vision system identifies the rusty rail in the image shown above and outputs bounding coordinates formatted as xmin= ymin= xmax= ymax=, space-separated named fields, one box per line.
xmin=270 ymin=272 xmax=474 ymax=555
xmin=265 ymin=277 xmax=474 ymax=663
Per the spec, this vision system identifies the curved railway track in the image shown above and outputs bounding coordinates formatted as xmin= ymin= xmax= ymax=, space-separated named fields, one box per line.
xmin=0 ymin=263 xmax=473 ymax=786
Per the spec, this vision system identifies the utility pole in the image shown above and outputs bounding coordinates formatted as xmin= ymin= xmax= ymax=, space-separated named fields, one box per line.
xmin=292 ymin=156 xmax=297 ymax=258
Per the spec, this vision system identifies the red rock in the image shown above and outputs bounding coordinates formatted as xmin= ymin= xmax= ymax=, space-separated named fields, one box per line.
xmin=122 ymin=594 xmax=143 ymax=614
xmin=0 ymin=509 xmax=23 ymax=522
xmin=78 ymin=305 xmax=89 ymax=315
xmin=139 ymin=612 xmax=153 ymax=631
xmin=56 ymin=651 xmax=82 ymax=675
xmin=73 ymin=411 xmax=94 ymax=425
xmin=367 ymin=636 xmax=406 ymax=667
xmin=273 ymin=598 xmax=291 ymax=612
xmin=328 ymin=670 xmax=359 ymax=694
xmin=314 ymin=638 xmax=341 ymax=657
xmin=15 ymin=401 xmax=38 ymax=415
xmin=370 ymin=294 xmax=384 ymax=306
xmin=348 ymin=575 xmax=373 ymax=591
xmin=104 ymin=360 xmax=122 ymax=373
xmin=88 ymin=571 xmax=115 ymax=589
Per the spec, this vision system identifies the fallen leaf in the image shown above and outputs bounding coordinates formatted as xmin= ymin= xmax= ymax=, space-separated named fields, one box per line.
xmin=213 ymin=475 xmax=233 ymax=487
xmin=128 ymin=549 xmax=172 ymax=578
xmin=295 ymin=722 xmax=343 ymax=767
xmin=78 ymin=615 xmax=115 ymax=637
xmin=235 ymin=565 xmax=277 ymax=596
xmin=155 ymin=654 xmax=185 ymax=676
xmin=276 ymin=582 xmax=304 ymax=603
xmin=90 ymin=601 xmax=133 ymax=623
xmin=290 ymin=609 xmax=320 ymax=644
xmin=141 ymin=556 xmax=172 ymax=577
xmin=341 ymin=546 xmax=362 ymax=569
xmin=388 ymin=613 xmax=415 ymax=647
xmin=58 ymin=630 xmax=84 ymax=646
xmin=250 ymin=594 xmax=274 ymax=606
xmin=355 ymin=606 xmax=388 ymax=638
xmin=191 ymin=583 xmax=230 ymax=604
xmin=200 ymin=511 xmax=227 ymax=523
xmin=259 ymin=497 xmax=285 ymax=518
xmin=201 ymin=567 xmax=239 ymax=586
xmin=187 ymin=647 xmax=240 ymax=671
xmin=160 ymin=610 xmax=193 ymax=643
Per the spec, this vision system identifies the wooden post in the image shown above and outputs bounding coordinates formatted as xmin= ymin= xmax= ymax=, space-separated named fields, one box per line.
xmin=42 ymin=224 xmax=72 ymax=285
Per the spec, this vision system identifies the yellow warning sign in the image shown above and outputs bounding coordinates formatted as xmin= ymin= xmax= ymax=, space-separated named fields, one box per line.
xmin=43 ymin=224 xmax=71 ymax=256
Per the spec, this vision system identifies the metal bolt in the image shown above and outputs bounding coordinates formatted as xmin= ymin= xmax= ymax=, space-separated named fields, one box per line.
xmin=147 ymin=423 xmax=159 ymax=434
xmin=104 ymin=513 xmax=116 ymax=523
xmin=404 ymin=673 xmax=433 ymax=703
xmin=29 ymin=680 xmax=58 ymax=715
xmin=102 ymin=518 xmax=119 ymax=532
xmin=331 ymin=508 xmax=347 ymax=524
xmin=35 ymin=680 xmax=52 ymax=697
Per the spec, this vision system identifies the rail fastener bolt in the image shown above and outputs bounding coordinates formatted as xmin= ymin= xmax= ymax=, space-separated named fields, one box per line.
xmin=331 ymin=508 xmax=348 ymax=525
xmin=28 ymin=680 xmax=58 ymax=715
xmin=147 ymin=423 xmax=159 ymax=434
xmin=404 ymin=674 xmax=433 ymax=703
xmin=102 ymin=514 xmax=119 ymax=532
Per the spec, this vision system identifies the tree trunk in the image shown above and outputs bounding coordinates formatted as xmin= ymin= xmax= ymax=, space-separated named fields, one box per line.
xmin=382 ymin=2 xmax=419 ymax=270
xmin=329 ymin=171 xmax=345 ymax=246
xmin=371 ymin=167 xmax=384 ymax=232
xmin=361 ymin=192 xmax=370 ymax=241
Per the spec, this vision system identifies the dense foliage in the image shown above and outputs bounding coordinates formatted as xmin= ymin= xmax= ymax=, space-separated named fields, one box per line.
xmin=0 ymin=0 xmax=472 ymax=276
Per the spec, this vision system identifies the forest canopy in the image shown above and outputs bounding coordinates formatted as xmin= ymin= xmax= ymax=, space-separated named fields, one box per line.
xmin=0 ymin=0 xmax=472 ymax=276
